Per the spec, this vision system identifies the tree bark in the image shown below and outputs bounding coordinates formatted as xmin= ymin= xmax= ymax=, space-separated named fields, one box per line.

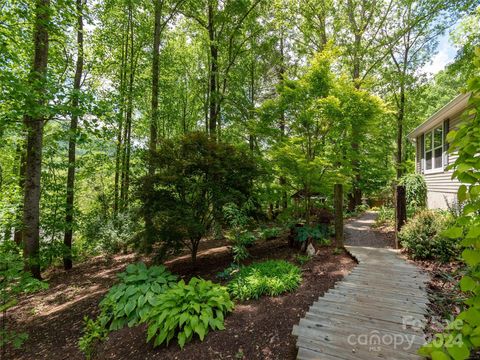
xmin=278 ymin=33 xmax=288 ymax=210
xmin=120 ymin=5 xmax=134 ymax=208
xmin=334 ymin=184 xmax=344 ymax=247
xmin=207 ymin=2 xmax=218 ymax=139
xmin=14 ymin=145 xmax=26 ymax=246
xmin=144 ymin=0 xmax=163 ymax=248
xmin=348 ymin=34 xmax=363 ymax=211
xmin=63 ymin=0 xmax=84 ymax=271
xmin=114 ymin=15 xmax=129 ymax=217
xmin=23 ymin=0 xmax=50 ymax=279
xmin=395 ymin=185 xmax=406 ymax=249
xmin=396 ymin=84 xmax=405 ymax=179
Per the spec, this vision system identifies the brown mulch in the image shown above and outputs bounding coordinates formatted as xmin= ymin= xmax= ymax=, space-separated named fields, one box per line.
xmin=413 ymin=260 xmax=466 ymax=339
xmin=8 ymin=236 xmax=355 ymax=360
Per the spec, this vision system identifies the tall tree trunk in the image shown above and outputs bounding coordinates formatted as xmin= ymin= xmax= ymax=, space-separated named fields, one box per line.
xmin=348 ymin=34 xmax=362 ymax=211
xmin=208 ymin=2 xmax=218 ymax=139
xmin=23 ymin=0 xmax=50 ymax=279
xmin=278 ymin=33 xmax=288 ymax=210
xmin=63 ymin=0 xmax=84 ymax=270
xmin=396 ymin=84 xmax=405 ymax=179
xmin=114 ymin=17 xmax=129 ymax=217
xmin=144 ymin=0 xmax=163 ymax=248
xmin=249 ymin=51 xmax=255 ymax=152
xmin=120 ymin=5 xmax=134 ymax=209
xmin=124 ymin=14 xmax=135 ymax=207
xmin=14 ymin=145 xmax=26 ymax=245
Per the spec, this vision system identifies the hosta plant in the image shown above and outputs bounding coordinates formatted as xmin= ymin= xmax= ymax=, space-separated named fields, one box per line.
xmin=79 ymin=263 xmax=177 ymax=357
xmin=100 ymin=262 xmax=178 ymax=330
xmin=228 ymin=260 xmax=302 ymax=300
xmin=144 ymin=277 xmax=234 ymax=349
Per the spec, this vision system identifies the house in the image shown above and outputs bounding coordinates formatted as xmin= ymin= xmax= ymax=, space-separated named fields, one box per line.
xmin=407 ymin=93 xmax=470 ymax=209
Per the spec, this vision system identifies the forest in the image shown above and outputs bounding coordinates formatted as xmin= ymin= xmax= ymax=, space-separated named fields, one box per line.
xmin=1 ymin=0 xmax=480 ymax=359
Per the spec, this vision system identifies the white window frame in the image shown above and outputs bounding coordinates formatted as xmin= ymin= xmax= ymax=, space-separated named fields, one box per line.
xmin=423 ymin=125 xmax=444 ymax=174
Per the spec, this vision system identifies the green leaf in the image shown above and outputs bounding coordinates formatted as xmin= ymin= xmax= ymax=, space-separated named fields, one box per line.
xmin=431 ymin=351 xmax=451 ymax=360
xmin=418 ymin=343 xmax=435 ymax=356
xmin=460 ymin=276 xmax=477 ymax=292
xmin=194 ymin=322 xmax=206 ymax=341
xmin=446 ymin=342 xmax=469 ymax=360
xmin=471 ymin=335 xmax=480 ymax=347
xmin=124 ymin=299 xmax=136 ymax=316
xmin=462 ymin=249 xmax=480 ymax=267
xmin=178 ymin=332 xmax=186 ymax=349
xmin=193 ymin=303 xmax=201 ymax=313
xmin=125 ymin=285 xmax=138 ymax=297
xmin=466 ymin=226 xmax=480 ymax=239
xmin=442 ymin=227 xmax=463 ymax=239
xmin=154 ymin=328 xmax=168 ymax=347
xmin=184 ymin=324 xmax=192 ymax=339
xmin=458 ymin=185 xmax=468 ymax=202
xmin=147 ymin=323 xmax=158 ymax=342
xmin=137 ymin=294 xmax=146 ymax=308
xmin=179 ymin=312 xmax=189 ymax=327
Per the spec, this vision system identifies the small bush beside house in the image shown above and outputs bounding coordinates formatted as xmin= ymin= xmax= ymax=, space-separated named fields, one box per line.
xmin=399 ymin=173 xmax=427 ymax=212
xmin=398 ymin=210 xmax=460 ymax=262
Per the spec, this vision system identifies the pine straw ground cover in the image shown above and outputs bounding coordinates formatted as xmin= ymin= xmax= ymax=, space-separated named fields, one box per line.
xmin=8 ymin=236 xmax=355 ymax=360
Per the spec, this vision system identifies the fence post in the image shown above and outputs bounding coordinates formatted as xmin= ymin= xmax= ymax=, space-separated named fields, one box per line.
xmin=334 ymin=184 xmax=344 ymax=247
xmin=395 ymin=184 xmax=407 ymax=249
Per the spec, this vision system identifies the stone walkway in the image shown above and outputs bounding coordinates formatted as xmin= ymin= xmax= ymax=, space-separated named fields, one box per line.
xmin=292 ymin=212 xmax=429 ymax=359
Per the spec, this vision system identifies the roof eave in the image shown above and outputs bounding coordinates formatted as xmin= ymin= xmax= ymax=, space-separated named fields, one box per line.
xmin=407 ymin=92 xmax=471 ymax=141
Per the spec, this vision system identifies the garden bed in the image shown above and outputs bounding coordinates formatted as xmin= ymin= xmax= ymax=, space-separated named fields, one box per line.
xmin=414 ymin=260 xmax=466 ymax=340
xmin=9 ymin=236 xmax=355 ymax=360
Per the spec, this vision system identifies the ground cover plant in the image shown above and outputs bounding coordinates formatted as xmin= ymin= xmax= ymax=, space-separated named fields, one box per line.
xmin=143 ymin=277 xmax=234 ymax=349
xmin=228 ymin=260 xmax=302 ymax=300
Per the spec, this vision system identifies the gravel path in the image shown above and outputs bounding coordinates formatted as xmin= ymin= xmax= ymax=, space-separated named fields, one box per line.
xmin=345 ymin=211 xmax=395 ymax=248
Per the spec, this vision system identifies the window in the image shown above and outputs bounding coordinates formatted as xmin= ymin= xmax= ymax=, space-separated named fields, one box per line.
xmin=424 ymin=125 xmax=443 ymax=172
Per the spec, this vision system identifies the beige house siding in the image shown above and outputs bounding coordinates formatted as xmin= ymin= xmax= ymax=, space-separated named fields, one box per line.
xmin=419 ymin=114 xmax=463 ymax=209
xmin=409 ymin=93 xmax=471 ymax=209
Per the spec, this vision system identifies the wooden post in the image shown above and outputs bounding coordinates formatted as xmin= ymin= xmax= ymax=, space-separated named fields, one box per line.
xmin=334 ymin=184 xmax=344 ymax=247
xmin=395 ymin=185 xmax=407 ymax=249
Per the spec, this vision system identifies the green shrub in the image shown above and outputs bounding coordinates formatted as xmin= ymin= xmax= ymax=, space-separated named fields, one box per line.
xmin=228 ymin=260 xmax=302 ymax=300
xmin=138 ymin=133 xmax=258 ymax=264
xmin=399 ymin=173 xmax=427 ymax=211
xmin=294 ymin=224 xmax=330 ymax=245
xmin=79 ymin=263 xmax=177 ymax=357
xmin=398 ymin=210 xmax=459 ymax=262
xmin=224 ymin=203 xmax=258 ymax=264
xmin=144 ymin=278 xmax=234 ymax=349
xmin=259 ymin=226 xmax=281 ymax=240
